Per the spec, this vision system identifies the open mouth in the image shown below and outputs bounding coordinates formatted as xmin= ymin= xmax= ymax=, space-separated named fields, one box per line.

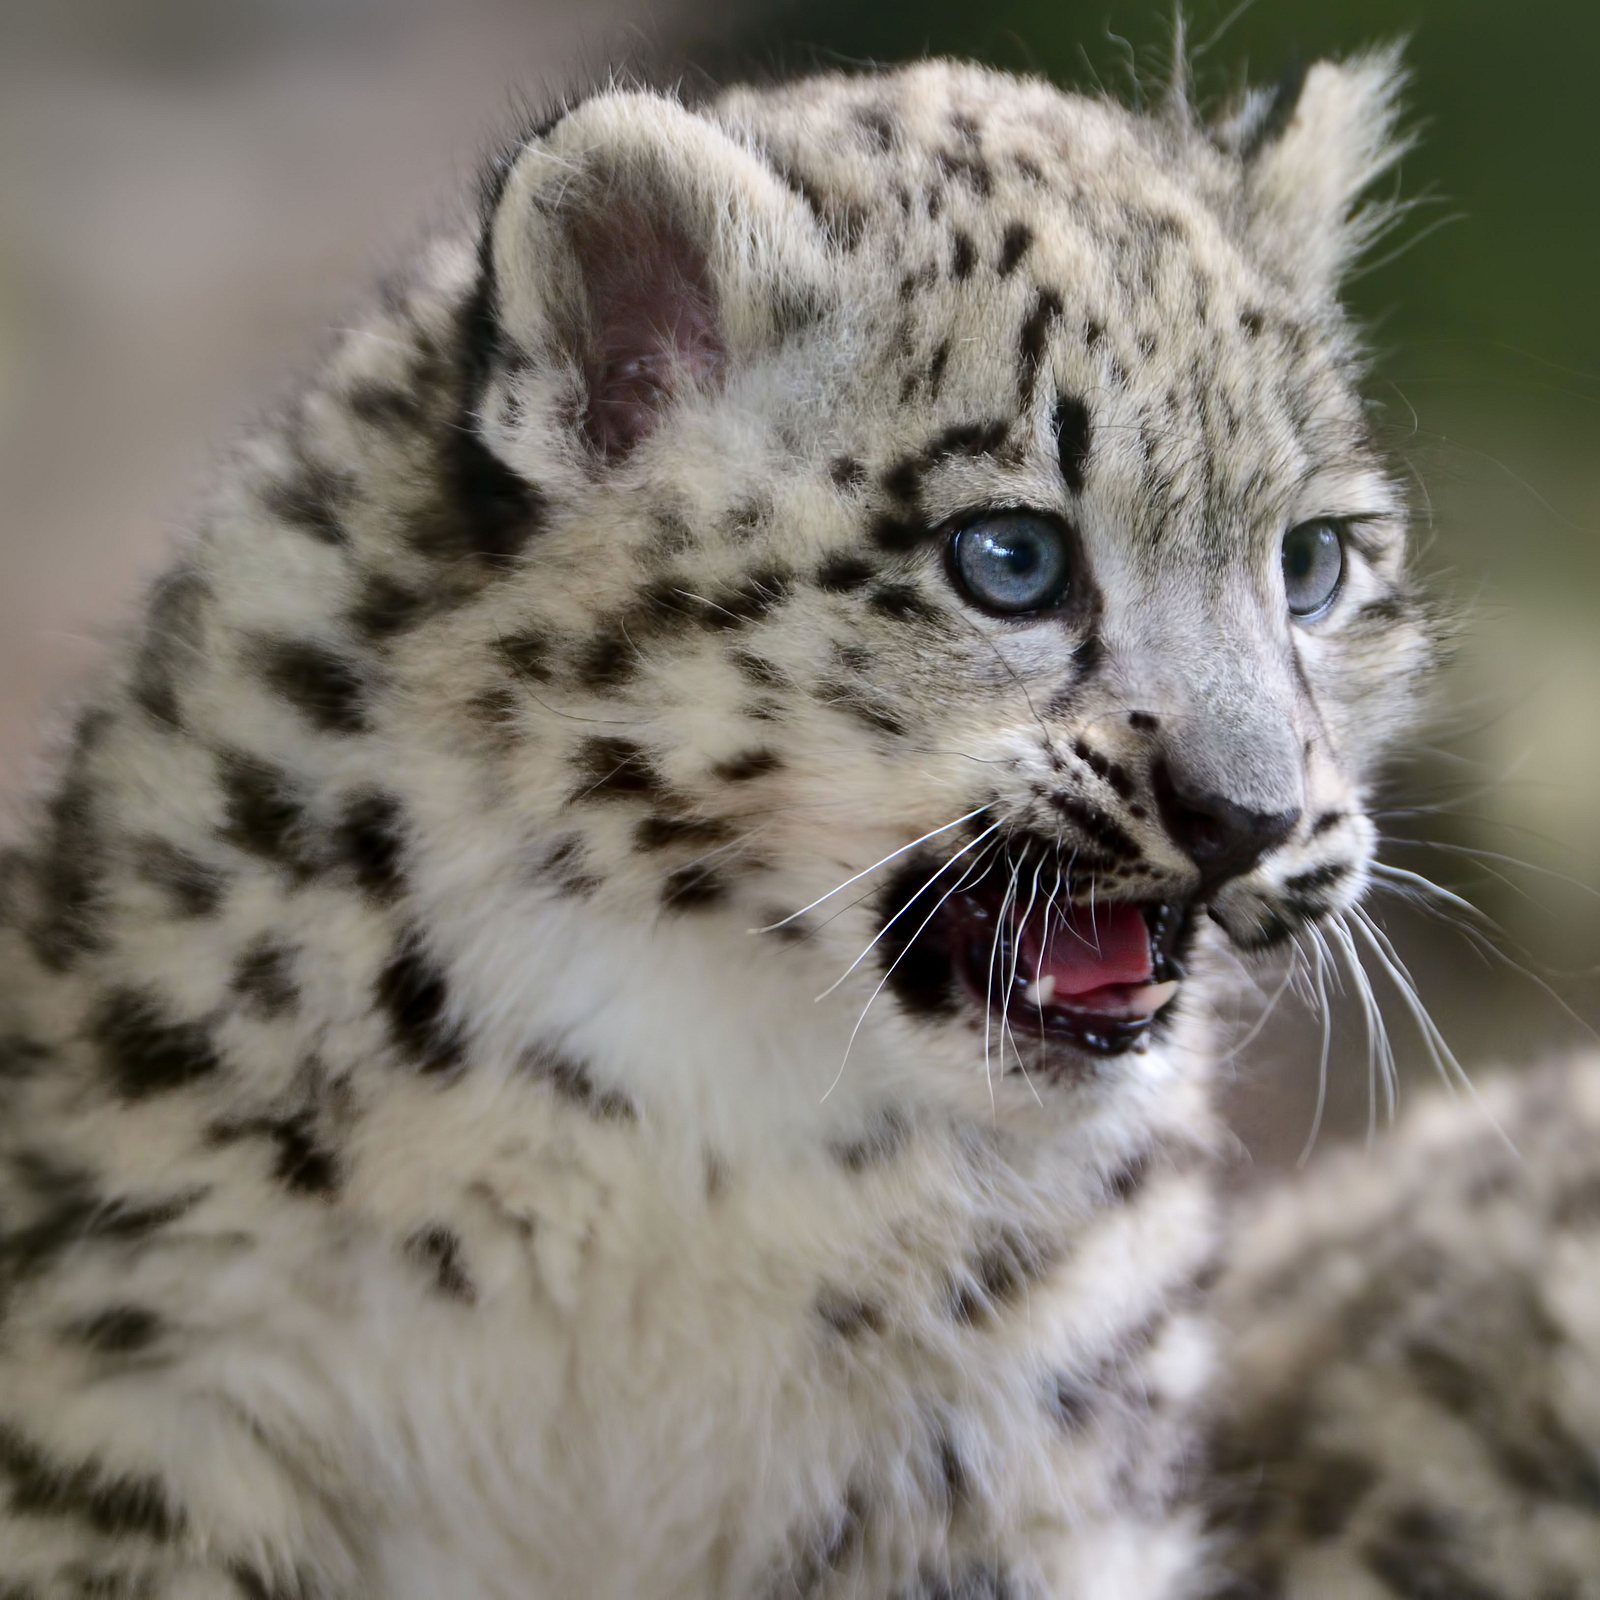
xmin=878 ymin=843 xmax=1196 ymax=1060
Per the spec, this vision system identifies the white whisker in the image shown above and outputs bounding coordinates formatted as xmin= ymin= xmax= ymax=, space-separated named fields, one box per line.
xmin=752 ymin=805 xmax=990 ymax=932
xmin=818 ymin=846 xmax=996 ymax=1104
xmin=1294 ymin=925 xmax=1337 ymax=1168
xmin=1350 ymin=906 xmax=1522 ymax=1160
xmin=813 ymin=821 xmax=1003 ymax=1000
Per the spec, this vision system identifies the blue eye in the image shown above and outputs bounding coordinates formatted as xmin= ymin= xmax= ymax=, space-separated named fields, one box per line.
xmin=947 ymin=513 xmax=1074 ymax=616
xmin=1281 ymin=519 xmax=1345 ymax=619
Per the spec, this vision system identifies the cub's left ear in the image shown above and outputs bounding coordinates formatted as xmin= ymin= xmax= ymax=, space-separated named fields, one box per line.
xmin=477 ymin=89 xmax=828 ymax=467
xmin=1223 ymin=46 xmax=1410 ymax=288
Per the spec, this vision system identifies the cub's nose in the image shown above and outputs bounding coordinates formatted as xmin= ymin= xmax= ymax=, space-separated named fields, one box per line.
xmin=1152 ymin=759 xmax=1300 ymax=888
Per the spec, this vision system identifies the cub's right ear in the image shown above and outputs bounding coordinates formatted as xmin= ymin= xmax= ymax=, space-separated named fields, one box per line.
xmin=473 ymin=89 xmax=828 ymax=473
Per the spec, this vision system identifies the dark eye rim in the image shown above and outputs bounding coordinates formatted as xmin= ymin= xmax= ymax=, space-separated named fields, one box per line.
xmin=1282 ymin=517 xmax=1349 ymax=623
xmin=941 ymin=508 xmax=1081 ymax=620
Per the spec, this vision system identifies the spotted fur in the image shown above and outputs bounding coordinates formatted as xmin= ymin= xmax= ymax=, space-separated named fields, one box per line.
xmin=1208 ymin=1059 xmax=1600 ymax=1599
xmin=0 ymin=56 xmax=1425 ymax=1599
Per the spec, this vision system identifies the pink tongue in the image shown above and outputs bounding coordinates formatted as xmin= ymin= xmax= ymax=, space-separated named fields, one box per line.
xmin=1019 ymin=903 xmax=1153 ymax=997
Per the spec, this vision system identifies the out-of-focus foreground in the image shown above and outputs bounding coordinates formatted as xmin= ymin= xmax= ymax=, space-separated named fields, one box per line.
xmin=3 ymin=0 xmax=1596 ymax=1166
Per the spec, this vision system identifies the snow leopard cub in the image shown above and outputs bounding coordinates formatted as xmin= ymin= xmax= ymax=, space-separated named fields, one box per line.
xmin=0 ymin=55 xmax=1425 ymax=1599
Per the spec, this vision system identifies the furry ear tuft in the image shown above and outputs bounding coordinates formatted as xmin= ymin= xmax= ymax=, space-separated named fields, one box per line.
xmin=1224 ymin=45 xmax=1411 ymax=287
xmin=565 ymin=195 xmax=722 ymax=459
xmin=481 ymin=90 xmax=823 ymax=465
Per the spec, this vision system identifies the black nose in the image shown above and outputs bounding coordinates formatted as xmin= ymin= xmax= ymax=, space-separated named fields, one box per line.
xmin=1152 ymin=760 xmax=1300 ymax=887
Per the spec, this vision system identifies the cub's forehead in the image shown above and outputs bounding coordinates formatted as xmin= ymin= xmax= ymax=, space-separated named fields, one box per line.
xmin=713 ymin=62 xmax=1337 ymax=399
xmin=712 ymin=64 xmax=1368 ymax=525
xmin=715 ymin=61 xmax=1239 ymax=275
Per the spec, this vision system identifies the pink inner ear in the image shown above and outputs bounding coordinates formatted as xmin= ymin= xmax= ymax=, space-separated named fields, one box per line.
xmin=570 ymin=198 xmax=724 ymax=460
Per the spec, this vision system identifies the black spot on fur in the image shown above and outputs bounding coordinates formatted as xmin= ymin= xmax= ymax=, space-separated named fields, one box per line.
xmin=376 ymin=937 xmax=465 ymax=1074
xmin=1018 ymin=289 xmax=1063 ymax=406
xmin=997 ymin=222 xmax=1033 ymax=276
xmin=1297 ymin=1452 xmax=1379 ymax=1540
xmin=0 ymin=1033 xmax=51 ymax=1084
xmin=693 ymin=569 xmax=791 ymax=631
xmin=934 ymin=1428 xmax=970 ymax=1506
xmin=1107 ymin=1148 xmax=1152 ymax=1204
xmin=347 ymin=378 xmax=424 ymax=428
xmin=210 ymin=1109 xmax=343 ymax=1202
xmin=816 ymin=1287 xmax=884 ymax=1339
xmin=540 ymin=835 xmax=599 ymax=898
xmin=91 ymin=988 xmax=221 ymax=1100
xmin=1362 ymin=1504 xmax=1507 ymax=1600
xmin=1048 ymin=1373 xmax=1095 ymax=1431
xmin=574 ymin=736 xmax=662 ymax=799
xmin=573 ymin=626 xmax=636 ymax=689
xmin=332 ymin=791 xmax=405 ymax=899
xmin=134 ymin=837 xmax=227 ymax=918
xmin=661 ymin=864 xmax=727 ymax=910
xmin=934 ymin=146 xmax=994 ymax=197
xmin=929 ymin=419 xmax=1010 ymax=460
xmin=0 ymin=1159 xmax=203 ymax=1283
xmin=950 ymin=230 xmax=977 ymax=280
xmin=869 ymin=515 xmax=924 ymax=554
xmin=217 ymin=756 xmax=311 ymax=875
xmin=949 ymin=1227 xmax=1057 ymax=1325
xmin=131 ymin=568 xmax=207 ymax=729
xmin=268 ymin=1116 xmax=342 ymax=1200
xmin=853 ymin=103 xmax=899 ymax=150
xmin=261 ymin=463 xmax=350 ymax=547
xmin=830 ymin=693 xmax=908 ymax=739
xmin=67 ymin=1305 xmax=164 ymax=1357
xmin=405 ymin=1224 xmax=476 ymax=1304
xmin=1283 ymin=862 xmax=1351 ymax=895
xmin=1239 ymin=308 xmax=1266 ymax=338
xmin=1128 ymin=711 xmax=1159 ymax=732
xmin=1049 ymin=796 xmax=1141 ymax=862
xmin=256 ymin=638 xmax=367 ymax=734
xmin=0 ymin=1422 xmax=186 ymax=1542
xmin=497 ymin=628 xmax=551 ymax=683
xmin=869 ymin=584 xmax=939 ymax=622
xmin=733 ymin=652 xmax=788 ymax=690
xmin=816 ymin=554 xmax=876 ymax=593
xmin=24 ymin=722 xmax=109 ymax=971
xmin=928 ymin=338 xmax=951 ymax=397
xmin=829 ymin=455 xmax=866 ymax=490
xmin=1072 ymin=632 xmax=1104 ymax=677
xmin=1052 ymin=395 xmax=1092 ymax=495
xmin=712 ymin=748 xmax=781 ymax=782
xmin=1355 ymin=595 xmax=1410 ymax=627
xmin=231 ymin=939 xmax=299 ymax=1019
xmin=882 ymin=455 xmax=924 ymax=504
xmin=634 ymin=813 xmax=732 ymax=851
xmin=350 ymin=572 xmax=431 ymax=641
xmin=831 ymin=1108 xmax=910 ymax=1172
xmin=525 ymin=1049 xmax=636 ymax=1122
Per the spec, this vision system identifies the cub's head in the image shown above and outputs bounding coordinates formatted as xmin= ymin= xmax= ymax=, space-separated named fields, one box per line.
xmin=431 ymin=58 xmax=1436 ymax=1104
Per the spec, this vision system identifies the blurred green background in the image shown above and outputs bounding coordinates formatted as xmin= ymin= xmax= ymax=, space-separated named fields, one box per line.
xmin=2 ymin=0 xmax=1596 ymax=1165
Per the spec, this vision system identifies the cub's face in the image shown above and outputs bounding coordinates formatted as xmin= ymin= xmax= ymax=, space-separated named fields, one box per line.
xmin=450 ymin=60 xmax=1433 ymax=1092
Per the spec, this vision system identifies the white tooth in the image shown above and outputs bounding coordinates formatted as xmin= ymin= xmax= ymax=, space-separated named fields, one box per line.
xmin=1124 ymin=980 xmax=1180 ymax=1014
xmin=1025 ymin=973 xmax=1057 ymax=1006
